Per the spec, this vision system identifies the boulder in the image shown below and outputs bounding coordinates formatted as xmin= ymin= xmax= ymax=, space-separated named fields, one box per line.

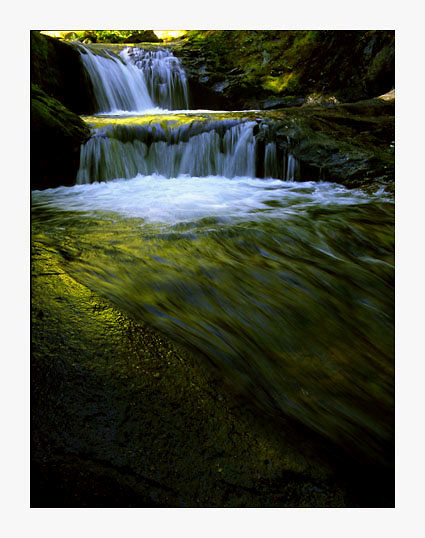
xmin=31 ymin=85 xmax=91 ymax=190
xmin=123 ymin=30 xmax=162 ymax=43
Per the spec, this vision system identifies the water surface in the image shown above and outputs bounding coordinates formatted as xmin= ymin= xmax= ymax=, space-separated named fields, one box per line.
xmin=32 ymin=176 xmax=394 ymax=462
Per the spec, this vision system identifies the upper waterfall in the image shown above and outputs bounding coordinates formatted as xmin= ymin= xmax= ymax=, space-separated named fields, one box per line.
xmin=123 ymin=47 xmax=189 ymax=111
xmin=77 ymin=44 xmax=189 ymax=114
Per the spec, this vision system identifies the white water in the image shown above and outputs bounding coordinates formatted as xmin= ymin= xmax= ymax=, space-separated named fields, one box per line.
xmin=79 ymin=45 xmax=189 ymax=113
xmin=33 ymin=175 xmax=382 ymax=225
xmin=123 ymin=47 xmax=189 ymax=110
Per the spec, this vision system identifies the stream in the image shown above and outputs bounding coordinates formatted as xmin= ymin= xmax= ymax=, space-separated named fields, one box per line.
xmin=32 ymin=43 xmax=394 ymax=465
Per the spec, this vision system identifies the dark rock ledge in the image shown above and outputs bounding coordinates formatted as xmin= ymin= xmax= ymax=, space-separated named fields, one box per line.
xmin=261 ymin=93 xmax=395 ymax=193
xmin=31 ymin=240 xmax=394 ymax=508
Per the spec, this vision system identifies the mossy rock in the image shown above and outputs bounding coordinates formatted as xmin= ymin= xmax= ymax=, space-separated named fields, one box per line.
xmin=122 ymin=30 xmax=162 ymax=43
xmin=174 ymin=30 xmax=394 ymax=110
xmin=31 ymin=85 xmax=91 ymax=190
xmin=31 ymin=31 xmax=96 ymax=115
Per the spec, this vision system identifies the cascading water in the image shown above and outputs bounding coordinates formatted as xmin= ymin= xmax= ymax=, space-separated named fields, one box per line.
xmin=32 ymin=41 xmax=394 ymax=466
xmin=123 ymin=47 xmax=189 ymax=110
xmin=76 ymin=42 xmax=299 ymax=181
xmin=76 ymin=117 xmax=299 ymax=183
xmin=78 ymin=44 xmax=189 ymax=113
xmin=78 ymin=45 xmax=154 ymax=113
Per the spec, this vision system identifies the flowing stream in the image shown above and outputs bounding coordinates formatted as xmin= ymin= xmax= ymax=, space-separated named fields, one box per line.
xmin=32 ymin=44 xmax=394 ymax=464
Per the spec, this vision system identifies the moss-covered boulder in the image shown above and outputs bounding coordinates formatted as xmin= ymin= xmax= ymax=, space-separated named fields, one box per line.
xmin=172 ymin=30 xmax=395 ymax=110
xmin=31 ymin=31 xmax=96 ymax=115
xmin=31 ymin=85 xmax=91 ymax=190
xmin=122 ymin=30 xmax=162 ymax=43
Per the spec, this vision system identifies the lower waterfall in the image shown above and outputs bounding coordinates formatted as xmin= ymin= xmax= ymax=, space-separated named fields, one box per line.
xmin=76 ymin=115 xmax=300 ymax=183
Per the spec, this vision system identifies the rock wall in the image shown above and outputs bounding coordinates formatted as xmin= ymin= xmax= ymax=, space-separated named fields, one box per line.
xmin=173 ymin=30 xmax=395 ymax=110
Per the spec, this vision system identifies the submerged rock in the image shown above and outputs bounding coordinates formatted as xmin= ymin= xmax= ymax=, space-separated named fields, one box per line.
xmin=31 ymin=238 xmax=394 ymax=507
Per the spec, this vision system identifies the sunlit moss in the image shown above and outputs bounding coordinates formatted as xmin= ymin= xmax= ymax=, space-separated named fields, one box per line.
xmin=262 ymin=73 xmax=295 ymax=93
xmin=154 ymin=30 xmax=187 ymax=40
xmin=81 ymin=110 xmax=267 ymax=131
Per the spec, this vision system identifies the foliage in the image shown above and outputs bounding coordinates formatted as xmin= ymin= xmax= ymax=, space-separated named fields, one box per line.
xmin=41 ymin=30 xmax=161 ymax=44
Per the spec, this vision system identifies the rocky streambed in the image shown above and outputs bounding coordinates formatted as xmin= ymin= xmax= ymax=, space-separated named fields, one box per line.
xmin=31 ymin=238 xmax=393 ymax=507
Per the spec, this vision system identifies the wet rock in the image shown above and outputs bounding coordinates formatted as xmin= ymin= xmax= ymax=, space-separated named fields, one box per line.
xmin=32 ymin=240 xmax=374 ymax=508
xmin=31 ymin=84 xmax=91 ymax=190
xmin=263 ymin=96 xmax=305 ymax=109
xmin=260 ymin=96 xmax=395 ymax=191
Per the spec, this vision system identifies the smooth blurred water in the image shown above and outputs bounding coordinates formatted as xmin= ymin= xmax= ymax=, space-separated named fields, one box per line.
xmin=78 ymin=45 xmax=189 ymax=113
xmin=76 ymin=114 xmax=300 ymax=184
xmin=32 ymin=176 xmax=394 ymax=463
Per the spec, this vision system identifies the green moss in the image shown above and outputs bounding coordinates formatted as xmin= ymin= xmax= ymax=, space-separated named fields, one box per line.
xmin=31 ymin=31 xmax=96 ymax=114
xmin=262 ymin=73 xmax=300 ymax=94
xmin=178 ymin=30 xmax=394 ymax=105
xmin=31 ymin=84 xmax=90 ymax=189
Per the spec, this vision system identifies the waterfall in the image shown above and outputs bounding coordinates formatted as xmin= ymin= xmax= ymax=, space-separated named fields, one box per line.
xmin=123 ymin=47 xmax=189 ymax=110
xmin=78 ymin=44 xmax=189 ymax=113
xmin=76 ymin=43 xmax=299 ymax=184
xmin=76 ymin=117 xmax=299 ymax=183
